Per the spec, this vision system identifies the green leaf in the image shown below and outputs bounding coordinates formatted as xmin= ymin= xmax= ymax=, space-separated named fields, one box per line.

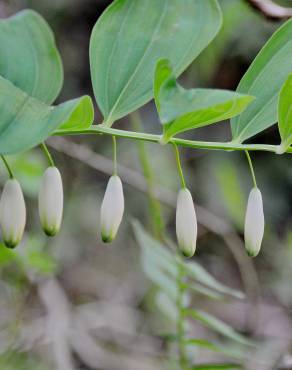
xmin=0 ymin=245 xmax=17 ymax=266
xmin=133 ymin=220 xmax=179 ymax=300
xmin=186 ymin=338 xmax=246 ymax=360
xmin=0 ymin=10 xmax=63 ymax=105
xmin=191 ymin=364 xmax=242 ymax=370
xmin=155 ymin=291 xmax=179 ymax=322
xmin=133 ymin=220 xmax=178 ymax=275
xmin=133 ymin=221 xmax=243 ymax=300
xmin=186 ymin=338 xmax=223 ymax=352
xmin=188 ymin=283 xmax=226 ymax=300
xmin=90 ymin=0 xmax=222 ymax=126
xmin=186 ymin=262 xmax=244 ymax=300
xmin=57 ymin=95 xmax=94 ymax=131
xmin=277 ymin=73 xmax=292 ymax=154
xmin=1 ymin=152 xmax=46 ymax=197
xmin=144 ymin=261 xmax=178 ymax=300
xmin=0 ymin=351 xmax=49 ymax=370
xmin=0 ymin=77 xmax=93 ymax=155
xmin=231 ymin=19 xmax=292 ymax=143
xmin=154 ymin=59 xmax=254 ymax=143
xmin=185 ymin=309 xmax=252 ymax=346
xmin=26 ymin=251 xmax=57 ymax=275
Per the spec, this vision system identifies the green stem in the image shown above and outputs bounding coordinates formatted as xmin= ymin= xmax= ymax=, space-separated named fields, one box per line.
xmin=41 ymin=142 xmax=55 ymax=167
xmin=173 ymin=143 xmax=186 ymax=189
xmin=130 ymin=112 xmax=165 ymax=239
xmin=1 ymin=156 xmax=14 ymax=179
xmin=54 ymin=125 xmax=292 ymax=154
xmin=245 ymin=150 xmax=257 ymax=188
xmin=177 ymin=260 xmax=189 ymax=370
xmin=112 ymin=136 xmax=117 ymax=175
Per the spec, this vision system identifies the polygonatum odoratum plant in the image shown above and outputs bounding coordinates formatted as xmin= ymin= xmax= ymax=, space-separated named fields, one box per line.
xmin=0 ymin=2 xmax=292 ymax=255
xmin=1 ymin=1 xmax=292 ymax=369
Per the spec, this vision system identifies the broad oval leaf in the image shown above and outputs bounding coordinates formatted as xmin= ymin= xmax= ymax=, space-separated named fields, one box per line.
xmin=231 ymin=19 xmax=292 ymax=143
xmin=155 ymin=59 xmax=254 ymax=143
xmin=90 ymin=0 xmax=222 ymax=126
xmin=277 ymin=73 xmax=292 ymax=154
xmin=0 ymin=9 xmax=63 ymax=105
xmin=0 ymin=77 xmax=93 ymax=155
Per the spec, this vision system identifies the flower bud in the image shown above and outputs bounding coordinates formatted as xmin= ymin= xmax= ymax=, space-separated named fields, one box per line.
xmin=244 ymin=187 xmax=264 ymax=257
xmin=176 ymin=188 xmax=197 ymax=258
xmin=100 ymin=175 xmax=124 ymax=243
xmin=0 ymin=179 xmax=26 ymax=248
xmin=39 ymin=167 xmax=63 ymax=236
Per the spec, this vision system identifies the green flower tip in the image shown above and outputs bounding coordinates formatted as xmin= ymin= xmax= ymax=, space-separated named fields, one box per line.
xmin=43 ymin=226 xmax=59 ymax=237
xmin=3 ymin=238 xmax=19 ymax=249
xmin=101 ymin=232 xmax=114 ymax=244
xmin=246 ymin=248 xmax=259 ymax=258
xmin=181 ymin=248 xmax=195 ymax=259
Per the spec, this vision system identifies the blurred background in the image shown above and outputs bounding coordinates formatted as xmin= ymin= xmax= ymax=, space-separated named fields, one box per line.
xmin=0 ymin=0 xmax=292 ymax=369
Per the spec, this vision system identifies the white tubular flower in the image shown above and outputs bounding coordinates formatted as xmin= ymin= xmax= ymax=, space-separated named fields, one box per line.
xmin=100 ymin=175 xmax=124 ymax=243
xmin=176 ymin=188 xmax=197 ymax=258
xmin=244 ymin=187 xmax=265 ymax=257
xmin=0 ymin=179 xmax=26 ymax=248
xmin=39 ymin=166 xmax=63 ymax=237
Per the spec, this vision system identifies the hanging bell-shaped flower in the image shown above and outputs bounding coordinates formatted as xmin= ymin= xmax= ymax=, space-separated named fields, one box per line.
xmin=100 ymin=175 xmax=124 ymax=243
xmin=176 ymin=188 xmax=197 ymax=258
xmin=39 ymin=167 xmax=63 ymax=236
xmin=0 ymin=179 xmax=26 ymax=248
xmin=244 ymin=187 xmax=265 ymax=257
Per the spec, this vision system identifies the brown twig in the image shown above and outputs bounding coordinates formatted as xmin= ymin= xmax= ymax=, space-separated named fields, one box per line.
xmin=245 ymin=0 xmax=292 ymax=20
